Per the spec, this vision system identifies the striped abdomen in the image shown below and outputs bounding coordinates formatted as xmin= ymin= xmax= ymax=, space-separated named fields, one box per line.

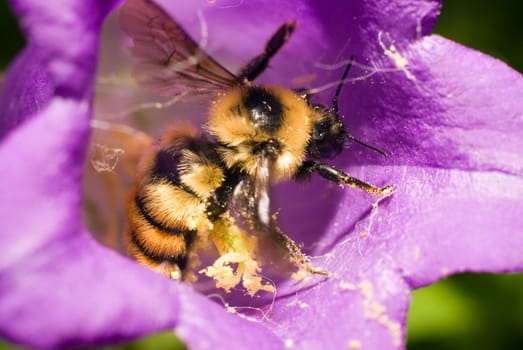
xmin=126 ymin=125 xmax=228 ymax=278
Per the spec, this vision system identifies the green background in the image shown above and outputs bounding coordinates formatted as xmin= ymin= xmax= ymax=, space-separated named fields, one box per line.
xmin=1 ymin=0 xmax=522 ymax=349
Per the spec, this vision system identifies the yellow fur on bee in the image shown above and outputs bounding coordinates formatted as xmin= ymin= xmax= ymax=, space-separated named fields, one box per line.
xmin=139 ymin=179 xmax=206 ymax=230
xmin=127 ymin=196 xmax=189 ymax=257
xmin=208 ymin=85 xmax=313 ymax=182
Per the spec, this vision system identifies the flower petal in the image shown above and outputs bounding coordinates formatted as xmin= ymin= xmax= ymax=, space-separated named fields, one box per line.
xmin=153 ymin=0 xmax=439 ymax=89
xmin=4 ymin=0 xmax=522 ymax=349
xmin=0 ymin=0 xmax=282 ymax=348
xmin=258 ymin=250 xmax=410 ymax=349
xmin=340 ymin=35 xmax=523 ymax=284
xmin=344 ymin=36 xmax=523 ymax=172
xmin=391 ymin=167 xmax=523 ymax=287
xmin=0 ymin=0 xmax=123 ymax=139
xmin=268 ymin=9 xmax=523 ymax=350
xmin=0 ymin=45 xmax=53 ymax=139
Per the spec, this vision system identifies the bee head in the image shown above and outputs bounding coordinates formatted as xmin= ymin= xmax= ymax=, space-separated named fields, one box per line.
xmin=303 ymin=56 xmax=388 ymax=160
xmin=306 ymin=103 xmax=388 ymax=160
xmin=307 ymin=105 xmax=346 ymax=159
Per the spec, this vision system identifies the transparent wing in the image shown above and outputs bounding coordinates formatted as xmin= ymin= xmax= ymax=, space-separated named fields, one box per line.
xmin=83 ymin=120 xmax=153 ymax=253
xmin=231 ymin=157 xmax=272 ymax=230
xmin=119 ymin=0 xmax=240 ymax=97
xmin=231 ymin=157 xmax=329 ymax=276
xmin=230 ymin=158 xmax=297 ymax=274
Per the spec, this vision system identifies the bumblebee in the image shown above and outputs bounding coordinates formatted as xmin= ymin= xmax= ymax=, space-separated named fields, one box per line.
xmin=119 ymin=0 xmax=393 ymax=295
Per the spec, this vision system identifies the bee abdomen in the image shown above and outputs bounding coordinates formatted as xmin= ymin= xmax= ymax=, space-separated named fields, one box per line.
xmin=126 ymin=126 xmax=229 ymax=276
xmin=128 ymin=228 xmax=194 ymax=270
xmin=126 ymin=180 xmax=203 ymax=273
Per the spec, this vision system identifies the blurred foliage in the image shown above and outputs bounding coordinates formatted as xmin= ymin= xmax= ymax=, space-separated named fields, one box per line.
xmin=1 ymin=0 xmax=522 ymax=349
xmin=433 ymin=0 xmax=523 ymax=72
xmin=0 ymin=1 xmax=25 ymax=70
xmin=0 ymin=340 xmax=21 ymax=350
xmin=408 ymin=273 xmax=523 ymax=350
xmin=102 ymin=332 xmax=187 ymax=350
xmin=0 ymin=332 xmax=186 ymax=350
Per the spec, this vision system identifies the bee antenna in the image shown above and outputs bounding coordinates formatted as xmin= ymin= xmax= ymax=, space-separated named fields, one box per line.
xmin=344 ymin=132 xmax=389 ymax=157
xmin=332 ymin=56 xmax=354 ymax=113
xmin=333 ymin=57 xmax=388 ymax=158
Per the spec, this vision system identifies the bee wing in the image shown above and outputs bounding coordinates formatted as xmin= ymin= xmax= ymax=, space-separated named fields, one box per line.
xmin=119 ymin=0 xmax=240 ymax=97
xmin=84 ymin=120 xmax=153 ymax=253
xmin=231 ymin=157 xmax=325 ymax=276
xmin=231 ymin=157 xmax=297 ymax=269
xmin=232 ymin=157 xmax=273 ymax=230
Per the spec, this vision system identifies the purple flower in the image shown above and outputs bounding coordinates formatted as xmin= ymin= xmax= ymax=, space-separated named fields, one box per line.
xmin=1 ymin=0 xmax=522 ymax=349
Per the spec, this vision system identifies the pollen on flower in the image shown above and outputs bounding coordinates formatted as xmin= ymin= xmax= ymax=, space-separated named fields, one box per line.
xmin=359 ymin=231 xmax=369 ymax=238
xmin=339 ymin=281 xmax=357 ymax=290
xmin=290 ymin=269 xmax=310 ymax=282
xmin=377 ymin=31 xmax=416 ymax=82
xmin=284 ymin=339 xmax=294 ymax=348
xmin=187 ymin=205 xmax=210 ymax=230
xmin=347 ymin=339 xmax=362 ymax=350
xmin=224 ymin=303 xmax=237 ymax=314
xmin=199 ymin=252 xmax=274 ymax=296
xmin=286 ymin=299 xmax=309 ymax=309
xmin=358 ymin=280 xmax=402 ymax=347
xmin=199 ymin=253 xmax=241 ymax=292
xmin=413 ymin=246 xmax=421 ymax=260
xmin=197 ymin=215 xmax=276 ymax=296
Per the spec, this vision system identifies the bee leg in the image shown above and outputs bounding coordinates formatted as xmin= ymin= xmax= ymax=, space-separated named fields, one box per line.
xmin=296 ymin=160 xmax=394 ymax=195
xmin=238 ymin=21 xmax=296 ymax=82
xmin=269 ymin=225 xmax=330 ymax=276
